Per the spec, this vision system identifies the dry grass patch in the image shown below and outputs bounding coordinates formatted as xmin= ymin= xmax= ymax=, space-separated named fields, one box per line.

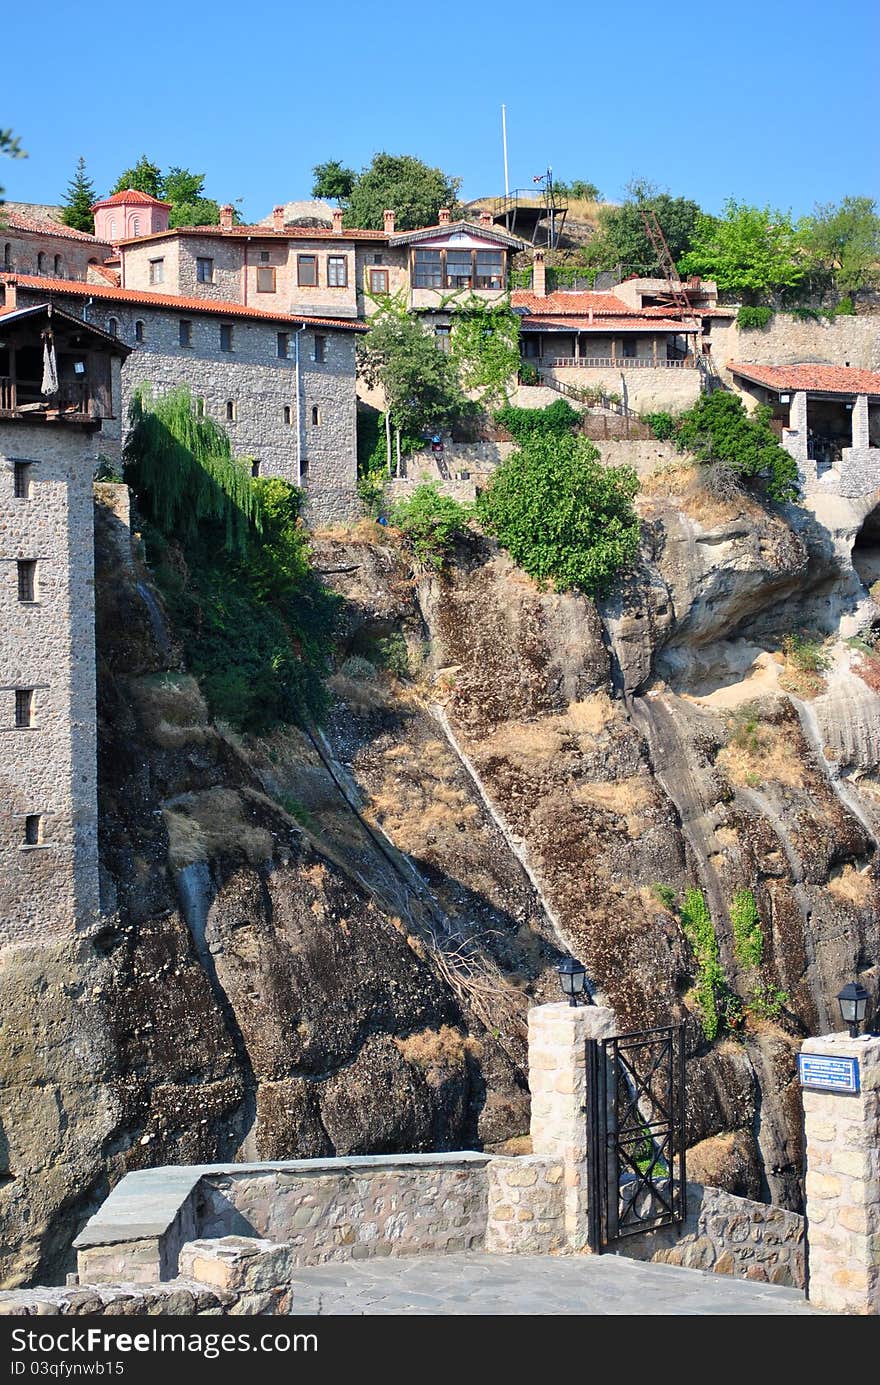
xmin=327 ymin=671 xmax=392 ymax=714
xmin=130 ymin=673 xmax=213 ymax=749
xmin=395 ymin=1025 xmax=482 ymax=1086
xmin=310 ymin=517 xmax=388 ymax=544
xmin=639 ymin=461 xmax=760 ymax=527
xmin=716 ymin=704 xmax=806 ymax=789
xmin=827 ymin=862 xmax=874 ymax=908
xmin=573 ymin=778 xmax=655 ymax=836
xmin=163 ymin=787 xmax=274 ymax=870
xmin=566 ymin=693 xmax=615 ymax=735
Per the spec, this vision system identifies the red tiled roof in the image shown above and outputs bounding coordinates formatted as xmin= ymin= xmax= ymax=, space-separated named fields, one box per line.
xmin=88 ymin=263 xmax=122 ymax=286
xmin=116 ymin=224 xmax=388 ymax=247
xmin=728 ymin=361 xmax=880 ymax=397
xmin=520 ymin=314 xmax=686 ymax=333
xmin=2 ymin=211 xmax=106 ymax=244
xmin=92 ymin=189 xmax=172 ymax=209
xmin=512 ymin=290 xmax=639 ymax=316
xmin=2 ymin=273 xmax=368 ymax=332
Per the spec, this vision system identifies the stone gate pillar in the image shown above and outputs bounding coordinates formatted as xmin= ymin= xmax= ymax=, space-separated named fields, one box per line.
xmin=528 ymin=1001 xmax=617 ymax=1251
xmin=801 ymin=1031 xmax=880 ymax=1315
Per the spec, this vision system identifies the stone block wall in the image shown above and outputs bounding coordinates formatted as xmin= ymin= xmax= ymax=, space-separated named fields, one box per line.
xmin=543 ymin=365 xmax=702 ymax=413
xmin=715 ymin=312 xmax=880 ymax=382
xmin=617 ymin=1183 xmax=806 ymax=1289
xmin=837 ymin=447 xmax=880 ymax=498
xmin=0 ymin=422 xmax=102 ymax=949
xmin=802 ymin=1032 xmax=880 ymax=1315
xmin=485 ymin=1156 xmax=565 ymax=1254
xmin=0 ymin=1279 xmax=285 ymax=1316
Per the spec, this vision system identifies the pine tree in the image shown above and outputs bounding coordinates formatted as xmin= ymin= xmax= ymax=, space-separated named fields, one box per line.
xmin=60 ymin=157 xmax=96 ymax=233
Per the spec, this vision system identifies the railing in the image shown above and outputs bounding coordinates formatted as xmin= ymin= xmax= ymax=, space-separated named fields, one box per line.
xmin=550 ymin=356 xmax=695 ymax=370
xmin=0 ymin=378 xmax=99 ymax=418
xmin=0 ymin=378 xmax=15 ymax=411
xmin=534 ymin=370 xmax=641 ymax=419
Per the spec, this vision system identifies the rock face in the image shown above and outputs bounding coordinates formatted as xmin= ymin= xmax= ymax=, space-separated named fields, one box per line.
xmin=3 ymin=461 xmax=880 ymax=1284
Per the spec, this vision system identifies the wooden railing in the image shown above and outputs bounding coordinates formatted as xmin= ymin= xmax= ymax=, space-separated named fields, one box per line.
xmin=0 ymin=378 xmax=15 ymax=411
xmin=550 ymin=356 xmax=695 ymax=370
xmin=0 ymin=378 xmax=100 ymax=418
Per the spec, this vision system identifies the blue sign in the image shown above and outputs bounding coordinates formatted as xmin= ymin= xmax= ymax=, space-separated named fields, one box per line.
xmin=797 ymin=1052 xmax=860 ymax=1095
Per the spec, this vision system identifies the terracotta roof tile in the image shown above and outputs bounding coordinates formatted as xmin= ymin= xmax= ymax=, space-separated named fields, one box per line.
xmin=521 ymin=314 xmax=685 ymax=332
xmin=512 ymin=290 xmax=642 ymax=316
xmin=728 ymin=361 xmax=880 ymax=397
xmin=2 ymin=273 xmax=367 ymax=332
xmin=2 ymin=211 xmax=106 ymax=244
xmin=92 ymin=189 xmax=172 ymax=209
xmin=116 ymin=224 xmax=388 ymax=247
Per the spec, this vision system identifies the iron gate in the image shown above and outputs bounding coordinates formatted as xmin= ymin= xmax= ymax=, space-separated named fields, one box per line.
xmin=586 ymin=1025 xmax=687 ymax=1249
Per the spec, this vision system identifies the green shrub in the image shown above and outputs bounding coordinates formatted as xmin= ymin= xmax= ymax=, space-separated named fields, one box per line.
xmin=494 ymin=397 xmax=580 ymax=443
xmin=652 ymin=883 xmax=677 ymax=910
xmin=833 ymin=295 xmax=855 ymax=316
xmin=675 ymin=390 xmax=799 ymax=503
xmin=339 ymin=655 xmax=378 ymax=682
xmin=781 ymin=633 xmax=829 ymax=674
xmin=478 ymin=431 xmax=640 ymax=595
xmin=728 ymin=703 xmax=766 ymax=755
xmin=646 ymin=411 xmax=676 ymax=441
xmin=747 ymin=981 xmax=789 ymax=1020
xmin=737 ymin=305 xmax=773 ymax=329
xmin=518 ymin=361 xmax=540 ymax=386
xmin=374 ymin=631 xmax=411 ymax=678
xmin=680 ymin=888 xmax=726 ymax=1042
xmin=731 ymin=889 xmax=764 ymax=968
xmin=389 ymin=484 xmax=472 ymax=569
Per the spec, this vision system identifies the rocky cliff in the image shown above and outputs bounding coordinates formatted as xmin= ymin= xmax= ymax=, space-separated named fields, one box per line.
xmin=2 ymin=462 xmax=879 ymax=1285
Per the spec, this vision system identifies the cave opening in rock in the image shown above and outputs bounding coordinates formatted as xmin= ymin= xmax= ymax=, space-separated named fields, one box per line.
xmin=852 ymin=503 xmax=880 ymax=593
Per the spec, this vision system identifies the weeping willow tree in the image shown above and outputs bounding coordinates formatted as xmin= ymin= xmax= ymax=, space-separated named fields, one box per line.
xmin=124 ymin=385 xmax=261 ymax=554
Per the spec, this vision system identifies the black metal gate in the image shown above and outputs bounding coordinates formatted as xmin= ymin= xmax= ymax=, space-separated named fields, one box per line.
xmin=586 ymin=1025 xmax=686 ymax=1249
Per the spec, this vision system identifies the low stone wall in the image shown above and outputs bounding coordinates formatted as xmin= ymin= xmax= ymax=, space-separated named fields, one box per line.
xmin=543 ymin=365 xmax=702 ymax=413
xmin=615 ymin=1183 xmax=806 ymax=1289
xmin=198 ymin=1154 xmax=489 ymax=1265
xmin=73 ymin=1154 xmax=490 ymax=1283
xmin=485 ymin=1156 xmax=565 ymax=1254
xmin=837 ymin=446 xmax=880 ymax=499
xmin=0 ymin=1279 xmax=284 ymax=1316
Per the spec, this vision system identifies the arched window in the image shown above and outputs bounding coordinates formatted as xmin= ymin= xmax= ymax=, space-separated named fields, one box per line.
xmin=3 ymin=243 xmax=11 ymax=269
xmin=37 ymin=252 xmax=45 ymax=272
xmin=226 ymin=400 xmax=236 ymax=421
xmin=134 ymin=320 xmax=145 ymax=344
xmin=108 ymin=218 xmax=116 ymax=239
xmin=311 ymin=405 xmax=321 ymax=426
xmin=107 ymin=317 xmax=119 ymax=337
xmin=283 ymin=405 xmax=291 ymax=425
xmin=53 ymin=255 xmax=62 ymax=276
xmin=132 ymin=217 xmax=141 ymax=236
xmin=196 ymin=397 xmax=206 ymax=417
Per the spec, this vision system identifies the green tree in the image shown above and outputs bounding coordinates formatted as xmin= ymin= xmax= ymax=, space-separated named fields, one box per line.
xmin=804 ymin=196 xmax=880 ymax=295
xmin=163 ymin=167 xmax=222 ymax=227
xmin=60 ymin=156 xmax=96 ymax=233
xmin=675 ymin=390 xmax=798 ymax=503
xmin=311 ymin=159 xmax=356 ymax=204
xmin=1 ymin=127 xmax=26 ymax=205
xmin=680 ymin=199 xmax=808 ymax=301
xmin=358 ymin=312 xmax=465 ymax=469
xmin=345 ymin=152 xmax=461 ymax=232
xmin=568 ymin=179 xmax=602 ymax=202
xmin=478 ymin=430 xmax=640 ymax=595
xmin=449 ymin=300 xmax=521 ymax=408
xmin=390 ymin=484 xmax=473 ymax=568
xmin=596 ymin=185 xmax=702 ymax=275
xmin=111 ymin=154 xmax=164 ymax=199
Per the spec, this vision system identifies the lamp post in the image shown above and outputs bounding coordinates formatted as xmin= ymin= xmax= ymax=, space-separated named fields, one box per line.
xmin=837 ymin=981 xmax=870 ymax=1039
xmin=556 ymin=955 xmax=588 ymax=1007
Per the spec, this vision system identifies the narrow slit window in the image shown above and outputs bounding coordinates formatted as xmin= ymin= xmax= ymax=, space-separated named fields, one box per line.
xmin=17 ymin=560 xmax=36 ymax=603
xmin=311 ymin=405 xmax=321 ymax=426
xmin=134 ymin=319 xmax=145 ymax=344
xmin=196 ymin=397 xmax=206 ymax=417
xmin=251 ymin=460 xmax=261 ymax=478
xmin=179 ymin=319 xmax=193 ymax=347
xmin=13 ymin=462 xmax=32 ymax=499
xmin=15 ymin=689 xmax=33 ymax=728
xmin=226 ymin=400 xmax=236 ymax=421
xmin=107 ymin=317 xmax=119 ymax=337
xmin=277 ymin=332 xmax=289 ymax=359
xmin=24 ymin=814 xmax=42 ymax=846
xmin=220 ymin=324 xmax=233 ymax=351
xmin=283 ymin=405 xmax=291 ymax=425
xmin=313 ymin=335 xmax=326 ymax=363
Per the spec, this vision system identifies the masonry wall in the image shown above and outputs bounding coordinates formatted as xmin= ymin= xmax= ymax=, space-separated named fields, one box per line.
xmin=355 ymin=244 xmax=408 ymax=317
xmin=0 ymin=423 xmax=101 ymax=949
xmin=2 ymin=227 xmax=111 ymax=282
xmin=543 ymin=364 xmax=702 ymax=412
xmin=714 ymin=312 xmax=880 ymax=383
xmin=32 ymin=298 xmax=361 ymax=522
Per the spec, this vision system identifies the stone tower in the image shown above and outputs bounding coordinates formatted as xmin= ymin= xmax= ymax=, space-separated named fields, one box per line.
xmin=0 ymin=297 xmax=129 ymax=948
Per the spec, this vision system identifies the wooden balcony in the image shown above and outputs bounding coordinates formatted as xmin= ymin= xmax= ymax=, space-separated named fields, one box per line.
xmin=550 ymin=356 xmax=696 ymax=370
xmin=0 ymin=377 xmax=109 ymax=424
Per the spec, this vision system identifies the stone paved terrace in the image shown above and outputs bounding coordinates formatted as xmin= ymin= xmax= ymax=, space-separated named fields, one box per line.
xmin=286 ymin=1252 xmax=817 ymax=1315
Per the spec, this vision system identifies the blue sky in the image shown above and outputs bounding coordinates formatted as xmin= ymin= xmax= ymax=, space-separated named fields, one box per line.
xmin=4 ymin=0 xmax=878 ymax=222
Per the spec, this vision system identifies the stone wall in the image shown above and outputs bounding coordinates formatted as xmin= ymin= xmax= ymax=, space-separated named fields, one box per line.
xmin=0 ymin=422 xmax=102 ymax=949
xmin=19 ymin=289 xmax=362 ymax=524
xmin=837 ymin=447 xmax=880 ymax=499
xmin=2 ymin=225 xmax=111 ymax=283
xmin=714 ymin=312 xmax=880 ymax=381
xmin=616 ymin=1183 xmax=806 ymax=1289
xmin=485 ymin=1155 xmax=565 ymax=1254
xmin=0 ymin=1279 xmax=284 ymax=1316
xmin=543 ymin=365 xmax=702 ymax=412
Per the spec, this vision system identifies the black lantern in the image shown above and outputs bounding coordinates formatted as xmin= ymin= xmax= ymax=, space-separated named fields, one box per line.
xmin=837 ymin=981 xmax=870 ymax=1039
xmin=556 ymin=955 xmax=588 ymax=1007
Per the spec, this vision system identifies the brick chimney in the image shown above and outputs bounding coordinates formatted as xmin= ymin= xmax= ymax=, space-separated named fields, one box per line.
xmin=2 ymin=278 xmax=17 ymax=311
xmin=272 ymin=205 xmax=285 ymax=231
xmin=332 ymin=208 xmax=344 ymax=234
xmin=532 ymin=250 xmax=546 ymax=296
xmin=479 ymin=208 xmax=493 ymax=227
xmin=219 ymin=204 xmax=234 ymax=230
xmin=438 ymin=207 xmax=451 ymax=225
xmin=383 ymin=209 xmax=396 ymax=234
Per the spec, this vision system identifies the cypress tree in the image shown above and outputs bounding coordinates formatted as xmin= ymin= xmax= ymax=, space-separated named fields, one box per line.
xmin=60 ymin=156 xmax=96 ymax=234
